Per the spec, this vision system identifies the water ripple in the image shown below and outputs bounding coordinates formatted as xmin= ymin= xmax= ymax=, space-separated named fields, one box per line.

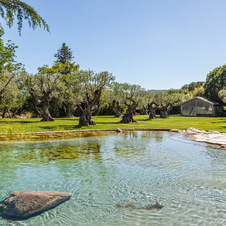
xmin=0 ymin=131 xmax=225 ymax=225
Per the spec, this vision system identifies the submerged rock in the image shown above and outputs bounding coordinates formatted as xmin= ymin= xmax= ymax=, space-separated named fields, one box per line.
xmin=116 ymin=202 xmax=164 ymax=210
xmin=1 ymin=191 xmax=72 ymax=218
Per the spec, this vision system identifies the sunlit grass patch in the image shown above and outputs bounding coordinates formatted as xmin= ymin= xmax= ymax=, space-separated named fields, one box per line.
xmin=0 ymin=115 xmax=225 ymax=139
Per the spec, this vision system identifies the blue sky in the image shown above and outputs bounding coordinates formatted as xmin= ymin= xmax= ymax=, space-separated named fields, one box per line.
xmin=2 ymin=0 xmax=226 ymax=89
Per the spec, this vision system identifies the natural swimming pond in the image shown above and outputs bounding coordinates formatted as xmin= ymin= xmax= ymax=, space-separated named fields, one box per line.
xmin=0 ymin=131 xmax=225 ymax=225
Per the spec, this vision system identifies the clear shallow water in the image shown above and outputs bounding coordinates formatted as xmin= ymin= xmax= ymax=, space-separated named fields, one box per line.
xmin=0 ymin=131 xmax=225 ymax=226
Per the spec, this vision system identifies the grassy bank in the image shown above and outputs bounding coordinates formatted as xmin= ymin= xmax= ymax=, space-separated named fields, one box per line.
xmin=0 ymin=115 xmax=225 ymax=134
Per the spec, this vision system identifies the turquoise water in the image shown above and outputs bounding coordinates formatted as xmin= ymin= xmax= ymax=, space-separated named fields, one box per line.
xmin=0 ymin=131 xmax=225 ymax=225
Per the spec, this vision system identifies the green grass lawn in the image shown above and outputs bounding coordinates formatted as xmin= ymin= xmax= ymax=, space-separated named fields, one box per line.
xmin=0 ymin=115 xmax=225 ymax=133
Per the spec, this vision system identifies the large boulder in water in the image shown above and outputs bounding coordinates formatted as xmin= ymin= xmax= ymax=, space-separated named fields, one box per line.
xmin=1 ymin=191 xmax=72 ymax=218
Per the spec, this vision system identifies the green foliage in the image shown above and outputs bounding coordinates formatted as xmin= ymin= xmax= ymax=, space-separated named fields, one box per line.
xmin=136 ymin=89 xmax=152 ymax=114
xmin=0 ymin=35 xmax=22 ymax=105
xmin=0 ymin=35 xmax=21 ymax=71
xmin=189 ymin=86 xmax=205 ymax=98
xmin=0 ymin=0 xmax=49 ymax=34
xmin=181 ymin=81 xmax=204 ymax=93
xmin=218 ymin=90 xmax=226 ymax=104
xmin=150 ymin=92 xmax=186 ymax=107
xmin=204 ymin=65 xmax=226 ymax=102
xmin=121 ymin=83 xmax=145 ymax=103
xmin=166 ymin=88 xmax=181 ymax=95
xmin=78 ymin=70 xmax=115 ymax=102
xmin=0 ymin=80 xmax=21 ymax=117
xmin=38 ymin=62 xmax=79 ymax=77
xmin=23 ymin=72 xmax=62 ymax=99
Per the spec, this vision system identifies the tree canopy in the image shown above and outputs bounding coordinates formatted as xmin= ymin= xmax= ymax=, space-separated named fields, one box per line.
xmin=204 ymin=64 xmax=226 ymax=102
xmin=0 ymin=34 xmax=22 ymax=103
xmin=0 ymin=0 xmax=49 ymax=34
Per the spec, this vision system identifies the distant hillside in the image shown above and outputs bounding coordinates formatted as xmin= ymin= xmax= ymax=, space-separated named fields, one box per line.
xmin=148 ymin=89 xmax=168 ymax=94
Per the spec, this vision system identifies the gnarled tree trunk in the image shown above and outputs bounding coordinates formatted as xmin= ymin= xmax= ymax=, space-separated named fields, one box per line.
xmin=112 ymin=100 xmax=121 ymax=117
xmin=159 ymin=103 xmax=173 ymax=118
xmin=78 ymin=90 xmax=100 ymax=126
xmin=120 ymin=98 xmax=137 ymax=123
xmin=120 ymin=109 xmax=137 ymax=123
xmin=79 ymin=107 xmax=96 ymax=126
xmin=29 ymin=88 xmax=54 ymax=121
xmin=38 ymin=103 xmax=54 ymax=121
xmin=148 ymin=102 xmax=159 ymax=119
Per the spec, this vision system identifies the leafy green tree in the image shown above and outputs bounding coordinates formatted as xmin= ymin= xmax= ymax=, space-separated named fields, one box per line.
xmin=0 ymin=0 xmax=49 ymax=34
xmin=0 ymin=80 xmax=21 ymax=117
xmin=0 ymin=35 xmax=22 ymax=102
xmin=204 ymin=65 xmax=226 ymax=102
xmin=0 ymin=36 xmax=21 ymax=71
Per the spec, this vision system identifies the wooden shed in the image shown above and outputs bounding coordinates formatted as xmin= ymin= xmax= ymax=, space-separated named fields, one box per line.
xmin=181 ymin=97 xmax=219 ymax=117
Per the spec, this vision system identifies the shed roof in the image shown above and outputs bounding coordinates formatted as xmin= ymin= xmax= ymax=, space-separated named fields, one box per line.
xmin=181 ymin=97 xmax=220 ymax=106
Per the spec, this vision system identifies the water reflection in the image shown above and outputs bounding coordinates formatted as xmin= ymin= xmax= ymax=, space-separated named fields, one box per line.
xmin=0 ymin=142 xmax=103 ymax=164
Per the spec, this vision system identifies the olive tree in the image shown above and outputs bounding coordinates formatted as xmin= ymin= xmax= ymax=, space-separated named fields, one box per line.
xmin=23 ymin=64 xmax=67 ymax=121
xmin=158 ymin=93 xmax=185 ymax=118
xmin=111 ymin=82 xmax=125 ymax=117
xmin=77 ymin=70 xmax=115 ymax=126
xmin=120 ymin=84 xmax=144 ymax=123
xmin=147 ymin=92 xmax=159 ymax=119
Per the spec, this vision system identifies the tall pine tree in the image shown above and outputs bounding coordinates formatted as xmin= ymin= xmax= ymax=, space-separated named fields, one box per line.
xmin=54 ymin=43 xmax=74 ymax=65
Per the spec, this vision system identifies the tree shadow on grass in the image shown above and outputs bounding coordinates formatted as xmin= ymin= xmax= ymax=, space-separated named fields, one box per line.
xmin=95 ymin=121 xmax=120 ymax=125
xmin=136 ymin=118 xmax=152 ymax=122
xmin=93 ymin=116 xmax=115 ymax=118
xmin=211 ymin=120 xmax=226 ymax=124
xmin=54 ymin=118 xmax=77 ymax=121
xmin=0 ymin=120 xmax=39 ymax=124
